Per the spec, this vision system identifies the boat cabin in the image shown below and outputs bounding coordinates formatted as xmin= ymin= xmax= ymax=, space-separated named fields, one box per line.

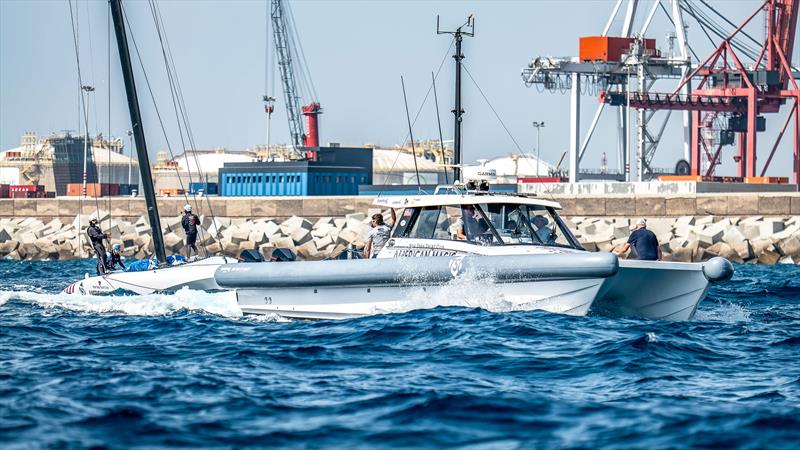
xmin=373 ymin=192 xmax=584 ymax=257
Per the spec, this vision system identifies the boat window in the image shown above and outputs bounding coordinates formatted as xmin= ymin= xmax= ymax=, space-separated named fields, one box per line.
xmin=392 ymin=208 xmax=416 ymax=237
xmin=525 ymin=206 xmax=572 ymax=247
xmin=432 ymin=206 xmax=463 ymax=240
xmin=457 ymin=205 xmax=500 ymax=245
xmin=407 ymin=206 xmax=440 ymax=239
xmin=478 ymin=203 xmax=537 ymax=244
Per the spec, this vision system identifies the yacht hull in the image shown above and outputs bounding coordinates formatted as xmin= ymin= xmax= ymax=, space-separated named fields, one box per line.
xmin=217 ymin=253 xmax=619 ymax=320
xmin=62 ymin=256 xmax=236 ymax=295
xmin=591 ymin=258 xmax=734 ymax=321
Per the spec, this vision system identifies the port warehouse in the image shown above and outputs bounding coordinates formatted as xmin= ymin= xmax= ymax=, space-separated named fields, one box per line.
xmin=218 ymin=147 xmax=373 ymax=196
xmin=1 ymin=135 xmax=452 ymax=198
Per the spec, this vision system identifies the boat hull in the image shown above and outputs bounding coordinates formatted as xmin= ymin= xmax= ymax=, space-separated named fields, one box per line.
xmin=217 ymin=253 xmax=619 ymax=320
xmin=591 ymin=258 xmax=733 ymax=321
xmin=63 ymin=256 xmax=236 ymax=295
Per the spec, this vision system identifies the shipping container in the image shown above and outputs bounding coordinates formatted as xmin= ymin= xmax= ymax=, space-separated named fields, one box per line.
xmin=119 ymin=184 xmax=139 ymax=196
xmin=579 ymin=36 xmax=657 ymax=62
xmin=159 ymin=188 xmax=186 ymax=197
xmin=10 ymin=191 xmax=36 ymax=198
xmin=189 ymin=182 xmax=218 ymax=195
xmin=9 ymin=185 xmax=44 ymax=193
xmin=65 ymin=183 xmax=120 ymax=197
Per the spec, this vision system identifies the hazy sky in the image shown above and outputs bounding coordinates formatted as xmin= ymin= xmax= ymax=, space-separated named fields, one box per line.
xmin=1 ymin=0 xmax=798 ymax=176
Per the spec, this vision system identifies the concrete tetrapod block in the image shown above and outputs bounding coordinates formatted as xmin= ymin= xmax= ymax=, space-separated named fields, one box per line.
xmin=272 ymin=236 xmax=295 ymax=250
xmin=750 ymin=238 xmax=774 ymax=258
xmin=757 ymin=249 xmax=781 ymax=265
xmin=0 ymin=228 xmax=11 ymax=243
xmin=770 ymin=225 xmax=799 ymax=242
xmin=314 ymin=234 xmax=333 ymax=250
xmin=776 ymin=236 xmax=800 ymax=258
xmin=229 ymin=227 xmax=251 ymax=245
xmin=291 ymin=227 xmax=312 ymax=245
xmin=0 ymin=240 xmax=19 ymax=255
xmin=296 ymin=240 xmax=319 ymax=260
xmin=760 ymin=220 xmax=785 ymax=237
xmin=722 ymin=227 xmax=747 ymax=245
xmin=163 ymin=233 xmax=184 ymax=253
xmin=698 ymin=226 xmax=724 ymax=247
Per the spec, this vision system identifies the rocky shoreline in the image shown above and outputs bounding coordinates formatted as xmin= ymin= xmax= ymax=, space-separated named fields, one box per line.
xmin=1 ymin=211 xmax=799 ymax=265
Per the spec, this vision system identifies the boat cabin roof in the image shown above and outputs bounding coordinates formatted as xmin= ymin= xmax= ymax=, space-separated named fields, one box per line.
xmin=373 ymin=194 xmax=562 ymax=210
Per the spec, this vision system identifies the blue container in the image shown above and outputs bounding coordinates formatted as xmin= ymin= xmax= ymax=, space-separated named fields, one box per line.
xmin=189 ymin=182 xmax=218 ymax=195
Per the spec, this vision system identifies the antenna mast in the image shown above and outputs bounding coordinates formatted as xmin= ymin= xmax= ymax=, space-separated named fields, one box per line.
xmin=437 ymin=15 xmax=474 ymax=183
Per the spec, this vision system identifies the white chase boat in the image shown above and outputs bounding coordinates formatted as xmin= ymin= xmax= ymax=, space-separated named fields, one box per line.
xmin=217 ymin=189 xmax=733 ymax=321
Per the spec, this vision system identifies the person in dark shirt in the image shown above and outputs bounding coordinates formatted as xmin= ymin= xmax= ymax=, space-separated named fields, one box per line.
xmin=107 ymin=243 xmax=126 ymax=271
xmin=87 ymin=217 xmax=110 ymax=274
xmin=615 ymin=218 xmax=661 ymax=261
xmin=181 ymin=204 xmax=200 ymax=258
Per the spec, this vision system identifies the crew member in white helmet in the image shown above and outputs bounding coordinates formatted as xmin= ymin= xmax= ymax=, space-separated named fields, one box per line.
xmin=181 ymin=204 xmax=200 ymax=258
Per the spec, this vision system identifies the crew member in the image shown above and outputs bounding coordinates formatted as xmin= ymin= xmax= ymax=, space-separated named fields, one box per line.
xmin=107 ymin=243 xmax=126 ymax=271
xmin=457 ymin=204 xmax=489 ymax=242
xmin=181 ymin=204 xmax=200 ymax=258
xmin=87 ymin=217 xmax=110 ymax=274
xmin=614 ymin=218 xmax=661 ymax=261
xmin=365 ymin=213 xmax=391 ymax=258
xmin=532 ymin=215 xmax=555 ymax=244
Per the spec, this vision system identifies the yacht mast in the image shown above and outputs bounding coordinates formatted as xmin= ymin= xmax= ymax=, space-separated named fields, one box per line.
xmin=109 ymin=0 xmax=167 ymax=263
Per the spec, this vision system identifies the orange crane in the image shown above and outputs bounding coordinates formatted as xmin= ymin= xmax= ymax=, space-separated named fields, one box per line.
xmin=601 ymin=0 xmax=799 ymax=186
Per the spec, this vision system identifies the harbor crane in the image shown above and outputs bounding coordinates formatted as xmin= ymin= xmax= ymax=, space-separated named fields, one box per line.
xmin=267 ymin=0 xmax=322 ymax=158
xmin=600 ymin=0 xmax=799 ymax=187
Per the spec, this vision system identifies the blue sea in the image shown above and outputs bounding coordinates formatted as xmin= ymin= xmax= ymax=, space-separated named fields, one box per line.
xmin=1 ymin=260 xmax=799 ymax=449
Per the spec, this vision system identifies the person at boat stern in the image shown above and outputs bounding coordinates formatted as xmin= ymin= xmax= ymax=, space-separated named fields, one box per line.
xmin=181 ymin=204 xmax=200 ymax=259
xmin=614 ymin=218 xmax=661 ymax=261
xmin=87 ymin=217 xmax=110 ymax=274
xmin=365 ymin=213 xmax=391 ymax=258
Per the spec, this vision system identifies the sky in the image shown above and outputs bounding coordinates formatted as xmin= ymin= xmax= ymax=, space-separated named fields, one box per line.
xmin=1 ymin=0 xmax=798 ymax=178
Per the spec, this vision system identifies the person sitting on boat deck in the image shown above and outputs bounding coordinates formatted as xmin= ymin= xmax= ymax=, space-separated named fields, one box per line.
xmin=614 ymin=218 xmax=661 ymax=261
xmin=106 ymin=243 xmax=126 ymax=271
xmin=87 ymin=217 xmax=110 ymax=274
xmin=365 ymin=213 xmax=391 ymax=258
xmin=181 ymin=204 xmax=200 ymax=259
xmin=532 ymin=214 xmax=555 ymax=244
xmin=456 ymin=205 xmax=490 ymax=242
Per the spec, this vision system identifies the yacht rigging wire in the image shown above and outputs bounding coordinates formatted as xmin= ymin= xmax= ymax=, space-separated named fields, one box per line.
xmin=400 ymin=76 xmax=422 ymax=189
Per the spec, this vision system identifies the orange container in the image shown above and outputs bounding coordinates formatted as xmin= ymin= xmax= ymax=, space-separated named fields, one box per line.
xmin=158 ymin=188 xmax=186 ymax=197
xmin=580 ymin=36 xmax=658 ymax=62
xmin=745 ymin=177 xmax=789 ymax=184
xmin=65 ymin=183 xmax=119 ymax=197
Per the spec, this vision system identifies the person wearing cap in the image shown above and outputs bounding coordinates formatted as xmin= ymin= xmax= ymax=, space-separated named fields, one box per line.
xmin=615 ymin=218 xmax=661 ymax=261
xmin=87 ymin=217 xmax=110 ymax=274
xmin=181 ymin=204 xmax=200 ymax=258
xmin=107 ymin=243 xmax=126 ymax=271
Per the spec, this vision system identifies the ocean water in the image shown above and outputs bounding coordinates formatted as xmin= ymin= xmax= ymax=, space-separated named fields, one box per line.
xmin=1 ymin=260 xmax=799 ymax=449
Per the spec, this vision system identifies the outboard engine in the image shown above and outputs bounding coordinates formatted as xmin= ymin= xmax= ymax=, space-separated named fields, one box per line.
xmin=238 ymin=249 xmax=264 ymax=263
xmin=270 ymin=248 xmax=297 ymax=262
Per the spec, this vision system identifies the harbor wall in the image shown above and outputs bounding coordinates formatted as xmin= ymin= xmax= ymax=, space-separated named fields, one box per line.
xmin=1 ymin=194 xmax=800 ymax=264
xmin=1 ymin=193 xmax=799 ymax=223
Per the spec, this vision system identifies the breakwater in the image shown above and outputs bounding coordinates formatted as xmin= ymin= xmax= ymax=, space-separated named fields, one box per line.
xmin=1 ymin=194 xmax=799 ymax=264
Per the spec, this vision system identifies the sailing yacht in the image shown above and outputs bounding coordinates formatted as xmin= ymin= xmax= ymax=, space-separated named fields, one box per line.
xmin=62 ymin=0 xmax=236 ymax=296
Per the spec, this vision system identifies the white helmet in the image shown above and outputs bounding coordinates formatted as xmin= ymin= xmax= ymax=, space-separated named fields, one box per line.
xmin=184 ymin=204 xmax=192 ymax=212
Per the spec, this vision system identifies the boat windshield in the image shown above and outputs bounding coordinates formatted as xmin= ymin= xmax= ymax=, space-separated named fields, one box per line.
xmin=478 ymin=203 xmax=575 ymax=247
xmin=392 ymin=202 xmax=580 ymax=248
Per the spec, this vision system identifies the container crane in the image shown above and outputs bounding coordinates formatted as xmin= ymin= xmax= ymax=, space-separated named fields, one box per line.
xmin=600 ymin=0 xmax=799 ymax=187
xmin=269 ymin=0 xmax=321 ymax=158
